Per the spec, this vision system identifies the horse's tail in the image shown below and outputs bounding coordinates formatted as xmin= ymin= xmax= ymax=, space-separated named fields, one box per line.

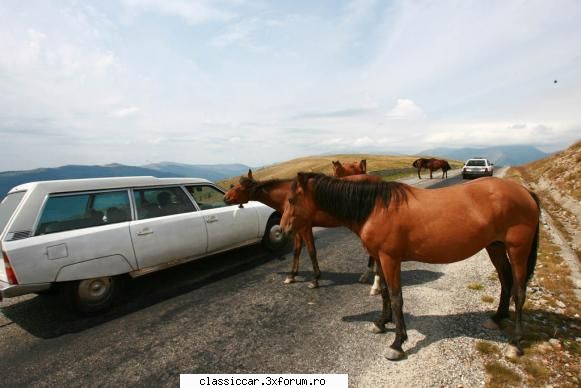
xmin=526 ymin=191 xmax=541 ymax=284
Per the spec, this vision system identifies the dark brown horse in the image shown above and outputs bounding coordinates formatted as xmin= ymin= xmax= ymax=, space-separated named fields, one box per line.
xmin=224 ymin=170 xmax=382 ymax=289
xmin=332 ymin=159 xmax=367 ymax=177
xmin=281 ymin=173 xmax=540 ymax=360
xmin=412 ymin=158 xmax=451 ymax=179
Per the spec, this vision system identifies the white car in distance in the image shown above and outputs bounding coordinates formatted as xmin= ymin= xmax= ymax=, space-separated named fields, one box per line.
xmin=0 ymin=176 xmax=286 ymax=313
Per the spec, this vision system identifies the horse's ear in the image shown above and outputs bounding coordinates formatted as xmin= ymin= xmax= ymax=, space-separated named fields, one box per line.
xmin=360 ymin=159 xmax=367 ymax=171
xmin=332 ymin=160 xmax=339 ymax=166
xmin=248 ymin=169 xmax=253 ymax=180
xmin=297 ymin=172 xmax=309 ymax=190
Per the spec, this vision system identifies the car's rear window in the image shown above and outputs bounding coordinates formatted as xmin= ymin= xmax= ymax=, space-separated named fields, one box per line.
xmin=466 ymin=160 xmax=486 ymax=166
xmin=0 ymin=192 xmax=26 ymax=235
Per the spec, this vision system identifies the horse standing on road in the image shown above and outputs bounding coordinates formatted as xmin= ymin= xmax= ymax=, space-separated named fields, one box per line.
xmin=412 ymin=158 xmax=451 ymax=179
xmin=224 ymin=170 xmax=382 ymax=289
xmin=281 ymin=173 xmax=540 ymax=360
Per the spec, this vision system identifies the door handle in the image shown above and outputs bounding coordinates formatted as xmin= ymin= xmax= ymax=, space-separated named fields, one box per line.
xmin=137 ymin=228 xmax=154 ymax=236
xmin=205 ymin=216 xmax=218 ymax=223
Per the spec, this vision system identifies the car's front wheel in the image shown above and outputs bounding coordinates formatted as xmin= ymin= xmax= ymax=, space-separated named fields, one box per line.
xmin=262 ymin=215 xmax=288 ymax=252
xmin=61 ymin=275 xmax=124 ymax=314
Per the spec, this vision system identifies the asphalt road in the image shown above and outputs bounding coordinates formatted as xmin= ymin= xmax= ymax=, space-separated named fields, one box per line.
xmin=0 ymin=170 xmax=507 ymax=387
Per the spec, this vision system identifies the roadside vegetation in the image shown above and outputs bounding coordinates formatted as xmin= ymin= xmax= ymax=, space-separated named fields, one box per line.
xmin=475 ymin=155 xmax=580 ymax=387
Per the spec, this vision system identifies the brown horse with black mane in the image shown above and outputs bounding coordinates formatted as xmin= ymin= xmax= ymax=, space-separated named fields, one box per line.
xmin=281 ymin=173 xmax=540 ymax=360
xmin=224 ymin=170 xmax=382 ymax=289
xmin=412 ymin=157 xmax=451 ymax=179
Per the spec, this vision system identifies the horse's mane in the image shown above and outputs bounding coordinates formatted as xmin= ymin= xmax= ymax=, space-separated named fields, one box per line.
xmin=240 ymin=176 xmax=292 ymax=196
xmin=295 ymin=173 xmax=409 ymax=225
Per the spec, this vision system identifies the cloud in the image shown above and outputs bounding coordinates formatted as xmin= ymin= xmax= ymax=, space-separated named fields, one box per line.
xmin=386 ymin=99 xmax=425 ymax=120
xmin=123 ymin=0 xmax=235 ymax=24
xmin=292 ymin=108 xmax=372 ymax=120
xmin=109 ymin=106 xmax=139 ymax=117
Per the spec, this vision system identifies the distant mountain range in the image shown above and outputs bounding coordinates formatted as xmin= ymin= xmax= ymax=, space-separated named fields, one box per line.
xmin=0 ymin=162 xmax=250 ymax=198
xmin=418 ymin=145 xmax=550 ymax=166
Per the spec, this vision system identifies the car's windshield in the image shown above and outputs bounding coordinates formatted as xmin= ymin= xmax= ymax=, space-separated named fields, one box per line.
xmin=0 ymin=192 xmax=26 ymax=235
xmin=466 ymin=160 xmax=486 ymax=166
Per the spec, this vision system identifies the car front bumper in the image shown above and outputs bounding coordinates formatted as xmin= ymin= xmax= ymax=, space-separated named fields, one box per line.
xmin=462 ymin=169 xmax=492 ymax=177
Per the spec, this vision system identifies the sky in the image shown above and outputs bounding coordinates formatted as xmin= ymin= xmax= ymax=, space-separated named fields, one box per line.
xmin=1 ymin=0 xmax=580 ymax=170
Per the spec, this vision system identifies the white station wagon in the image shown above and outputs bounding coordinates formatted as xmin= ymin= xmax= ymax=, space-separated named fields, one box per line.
xmin=0 ymin=177 xmax=285 ymax=313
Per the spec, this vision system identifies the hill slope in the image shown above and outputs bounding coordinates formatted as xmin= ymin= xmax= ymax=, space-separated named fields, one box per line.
xmin=419 ymin=145 xmax=549 ymax=166
xmin=218 ymin=154 xmax=462 ymax=188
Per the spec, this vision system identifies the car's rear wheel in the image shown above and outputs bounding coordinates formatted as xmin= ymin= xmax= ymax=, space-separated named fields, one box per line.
xmin=262 ymin=215 xmax=287 ymax=252
xmin=61 ymin=275 xmax=124 ymax=314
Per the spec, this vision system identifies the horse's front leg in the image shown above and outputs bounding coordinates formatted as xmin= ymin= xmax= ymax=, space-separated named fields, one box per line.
xmin=371 ymin=258 xmax=392 ymax=333
xmin=380 ymin=254 xmax=407 ymax=360
xmin=303 ymin=227 xmax=321 ymax=289
xmin=429 ymin=168 xmax=433 ymax=179
xmin=284 ymin=233 xmax=303 ymax=284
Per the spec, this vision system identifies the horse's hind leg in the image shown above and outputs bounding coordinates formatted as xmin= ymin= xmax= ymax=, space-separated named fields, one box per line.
xmin=284 ymin=234 xmax=303 ymax=284
xmin=359 ymin=256 xmax=375 ymax=283
xmin=507 ymin=244 xmax=532 ymax=355
xmin=370 ymin=260 xmax=381 ymax=295
xmin=304 ymin=228 xmax=321 ymax=289
xmin=484 ymin=242 xmax=513 ymax=328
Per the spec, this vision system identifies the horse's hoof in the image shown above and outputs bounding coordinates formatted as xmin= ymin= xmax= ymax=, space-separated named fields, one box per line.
xmin=369 ymin=287 xmax=381 ymax=296
xmin=504 ymin=345 xmax=523 ymax=360
xmin=283 ymin=277 xmax=296 ymax=284
xmin=385 ymin=348 xmax=406 ymax=361
xmin=482 ymin=318 xmax=500 ymax=330
xmin=308 ymin=280 xmax=319 ymax=289
xmin=370 ymin=322 xmax=386 ymax=334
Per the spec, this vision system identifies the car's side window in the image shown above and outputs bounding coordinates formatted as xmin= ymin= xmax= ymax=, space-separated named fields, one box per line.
xmin=133 ymin=187 xmax=195 ymax=220
xmin=186 ymin=185 xmax=228 ymax=210
xmin=36 ymin=190 xmax=131 ymax=235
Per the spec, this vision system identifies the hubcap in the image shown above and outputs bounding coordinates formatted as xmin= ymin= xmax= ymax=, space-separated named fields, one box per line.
xmin=269 ymin=225 xmax=284 ymax=243
xmin=78 ymin=277 xmax=112 ymax=303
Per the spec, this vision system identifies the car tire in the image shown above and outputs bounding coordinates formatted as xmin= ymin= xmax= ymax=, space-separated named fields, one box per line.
xmin=462 ymin=174 xmax=468 ymax=179
xmin=61 ymin=275 xmax=124 ymax=314
xmin=262 ymin=215 xmax=288 ymax=252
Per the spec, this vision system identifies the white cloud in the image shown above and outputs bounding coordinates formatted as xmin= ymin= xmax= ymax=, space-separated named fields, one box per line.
xmin=386 ymin=99 xmax=425 ymax=120
xmin=109 ymin=106 xmax=139 ymax=118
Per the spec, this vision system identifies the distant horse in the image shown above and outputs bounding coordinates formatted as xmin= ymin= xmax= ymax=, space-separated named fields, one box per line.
xmin=224 ymin=170 xmax=382 ymax=289
xmin=332 ymin=159 xmax=367 ymax=177
xmin=412 ymin=158 xmax=451 ymax=179
xmin=332 ymin=160 xmax=382 ymax=296
xmin=427 ymin=158 xmax=451 ymax=179
xmin=412 ymin=158 xmax=430 ymax=179
xmin=281 ymin=173 xmax=540 ymax=360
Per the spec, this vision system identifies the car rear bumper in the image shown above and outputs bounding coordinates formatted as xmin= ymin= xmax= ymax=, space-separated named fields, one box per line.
xmin=0 ymin=279 xmax=51 ymax=301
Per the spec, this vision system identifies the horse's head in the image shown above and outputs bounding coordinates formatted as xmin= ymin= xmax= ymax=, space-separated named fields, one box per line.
xmin=332 ymin=159 xmax=366 ymax=177
xmin=224 ymin=169 xmax=256 ymax=205
xmin=281 ymin=172 xmax=317 ymax=238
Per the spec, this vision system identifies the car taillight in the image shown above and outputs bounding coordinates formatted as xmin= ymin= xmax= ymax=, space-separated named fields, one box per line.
xmin=2 ymin=249 xmax=18 ymax=285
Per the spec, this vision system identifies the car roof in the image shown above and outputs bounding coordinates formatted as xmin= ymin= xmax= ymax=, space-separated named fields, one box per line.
xmin=8 ymin=176 xmax=213 ymax=195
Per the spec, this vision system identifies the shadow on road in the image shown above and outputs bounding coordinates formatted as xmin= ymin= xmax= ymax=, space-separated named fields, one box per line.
xmin=342 ymin=308 xmax=581 ymax=356
xmin=1 ymin=243 xmax=292 ymax=339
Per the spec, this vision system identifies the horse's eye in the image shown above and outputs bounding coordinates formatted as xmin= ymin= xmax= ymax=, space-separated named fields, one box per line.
xmin=230 ymin=184 xmax=234 ymax=189
xmin=288 ymin=197 xmax=296 ymax=205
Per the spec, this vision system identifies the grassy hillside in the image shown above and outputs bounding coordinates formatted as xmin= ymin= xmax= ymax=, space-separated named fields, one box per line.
xmin=218 ymin=154 xmax=463 ymax=188
xmin=524 ymin=140 xmax=581 ymax=201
